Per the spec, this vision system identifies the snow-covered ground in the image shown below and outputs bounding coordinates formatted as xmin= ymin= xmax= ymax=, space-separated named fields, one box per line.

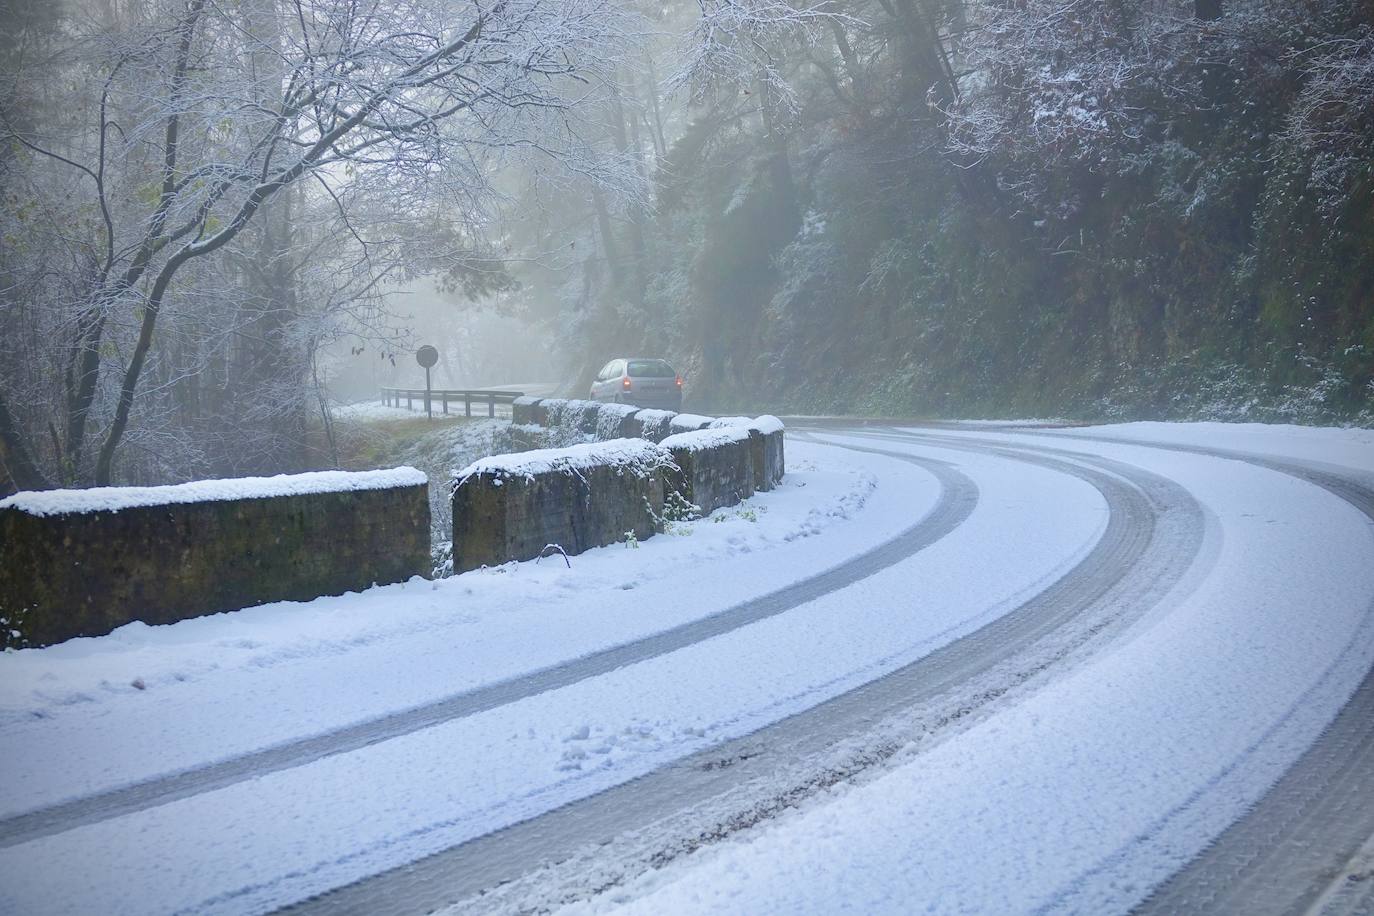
xmin=0 ymin=443 xmax=921 ymax=809
xmin=1052 ymin=420 xmax=1374 ymax=478
xmin=1 ymin=423 xmax=1371 ymax=915
xmin=334 ymin=397 xmax=518 ymax=422
xmin=333 ymin=398 xmax=436 ymax=421
xmin=554 ymin=423 xmax=1374 ymax=915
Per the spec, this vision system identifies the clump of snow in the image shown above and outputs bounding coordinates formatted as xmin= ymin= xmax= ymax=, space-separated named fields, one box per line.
xmin=668 ymin=414 xmax=714 ymax=434
xmin=660 ymin=426 xmax=753 ymax=453
xmin=454 ymin=439 xmax=670 ymax=485
xmin=709 ymin=416 xmax=753 ymax=428
xmin=0 ymin=468 xmax=427 ymax=518
xmin=749 ymin=415 xmax=785 ymax=435
xmin=512 ymin=396 xmax=542 ymax=408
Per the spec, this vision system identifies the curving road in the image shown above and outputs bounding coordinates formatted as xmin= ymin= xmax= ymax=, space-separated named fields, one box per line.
xmin=2 ymin=423 xmax=1371 ymax=915
xmin=0 ymin=452 xmax=973 ymax=852
xmin=286 ymin=429 xmax=1215 ymax=914
xmin=1057 ymin=436 xmax=1374 ymax=916
xmin=389 ymin=425 xmax=1374 ymax=916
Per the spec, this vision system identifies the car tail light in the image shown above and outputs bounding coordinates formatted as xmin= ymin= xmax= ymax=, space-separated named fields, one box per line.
xmin=622 ymin=376 xmax=632 ymax=389
xmin=675 ymin=375 xmax=683 ymax=388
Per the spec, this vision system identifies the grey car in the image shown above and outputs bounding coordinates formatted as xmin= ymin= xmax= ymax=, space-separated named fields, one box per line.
xmin=589 ymin=357 xmax=683 ymax=410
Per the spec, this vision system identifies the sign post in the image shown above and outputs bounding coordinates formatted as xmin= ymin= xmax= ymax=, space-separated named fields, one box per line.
xmin=416 ymin=345 xmax=439 ymax=419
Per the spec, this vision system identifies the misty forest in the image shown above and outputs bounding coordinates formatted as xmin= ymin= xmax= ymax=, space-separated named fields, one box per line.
xmin=2 ymin=0 xmax=1372 ymax=493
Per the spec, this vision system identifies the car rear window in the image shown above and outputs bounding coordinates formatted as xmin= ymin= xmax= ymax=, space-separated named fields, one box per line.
xmin=627 ymin=360 xmax=675 ymax=378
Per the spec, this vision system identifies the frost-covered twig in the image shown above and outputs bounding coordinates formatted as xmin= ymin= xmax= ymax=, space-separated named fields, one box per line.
xmin=536 ymin=543 xmax=572 ymax=568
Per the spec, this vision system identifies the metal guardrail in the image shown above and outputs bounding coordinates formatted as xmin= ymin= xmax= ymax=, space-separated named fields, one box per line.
xmin=380 ymin=387 xmax=524 ymax=418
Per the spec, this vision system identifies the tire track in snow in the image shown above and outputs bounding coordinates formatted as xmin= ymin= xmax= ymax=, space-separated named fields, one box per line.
xmin=0 ymin=453 xmax=977 ymax=851
xmin=278 ymin=432 xmax=1204 ymax=916
xmin=695 ymin=425 xmax=1374 ymax=916
xmin=1000 ymin=432 xmax=1374 ymax=916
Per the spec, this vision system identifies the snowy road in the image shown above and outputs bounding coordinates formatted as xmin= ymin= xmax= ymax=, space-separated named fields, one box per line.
xmin=1 ymin=422 xmax=1371 ymax=914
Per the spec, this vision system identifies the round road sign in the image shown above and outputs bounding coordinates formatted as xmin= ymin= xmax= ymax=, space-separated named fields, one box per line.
xmin=415 ymin=345 xmax=439 ymax=369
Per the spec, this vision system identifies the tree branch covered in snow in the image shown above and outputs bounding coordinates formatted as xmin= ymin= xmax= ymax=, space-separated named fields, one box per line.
xmin=669 ymin=0 xmax=852 ymax=118
xmin=0 ymin=0 xmax=639 ymax=488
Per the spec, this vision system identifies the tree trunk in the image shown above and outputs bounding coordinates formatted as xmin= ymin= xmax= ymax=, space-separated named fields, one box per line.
xmin=758 ymin=84 xmax=799 ymax=230
xmin=0 ymin=390 xmax=51 ymax=493
xmin=591 ymin=186 xmax=620 ymax=286
xmin=889 ymin=0 xmax=960 ymax=110
xmin=828 ymin=19 xmax=868 ymax=113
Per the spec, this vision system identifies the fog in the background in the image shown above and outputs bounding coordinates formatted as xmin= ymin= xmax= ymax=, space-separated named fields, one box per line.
xmin=4 ymin=0 xmax=1372 ymax=493
xmin=323 ymin=281 xmax=567 ymax=405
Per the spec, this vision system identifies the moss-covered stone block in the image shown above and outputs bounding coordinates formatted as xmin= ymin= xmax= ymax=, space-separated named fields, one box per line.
xmin=0 ymin=470 xmax=430 ymax=648
xmin=511 ymin=396 xmax=544 ymax=426
xmin=660 ymin=427 xmax=756 ymax=516
xmin=451 ymin=440 xmax=668 ymax=573
xmin=571 ymin=399 xmax=603 ymax=434
xmin=594 ymin=402 xmax=640 ymax=439
xmin=750 ymin=416 xmax=786 ymax=490
xmin=633 ymin=409 xmax=677 ymax=443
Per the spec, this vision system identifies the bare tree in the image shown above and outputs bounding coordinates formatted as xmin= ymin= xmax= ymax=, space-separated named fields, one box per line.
xmin=1 ymin=0 xmax=634 ymax=487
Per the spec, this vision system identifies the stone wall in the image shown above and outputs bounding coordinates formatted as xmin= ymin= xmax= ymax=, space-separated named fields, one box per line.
xmin=750 ymin=416 xmax=786 ymax=491
xmin=0 ymin=469 xmax=430 ymax=648
xmin=449 ymin=404 xmax=786 ymax=573
xmin=509 ymin=401 xmax=785 ymax=499
xmin=451 ymin=440 xmax=668 ymax=574
xmin=634 ymin=409 xmax=678 ymax=443
xmin=659 ymin=427 xmax=756 ymax=515
xmin=594 ymin=403 xmax=640 ymax=440
xmin=511 ymin=396 xmax=543 ymax=426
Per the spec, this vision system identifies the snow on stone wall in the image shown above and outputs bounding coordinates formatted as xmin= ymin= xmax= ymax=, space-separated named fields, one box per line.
xmin=0 ymin=468 xmax=427 ymax=518
xmin=455 ymin=438 xmax=669 ymax=485
xmin=661 ymin=427 xmax=756 ymax=516
xmin=0 ymin=469 xmax=430 ymax=648
xmin=451 ymin=440 xmax=669 ymax=574
xmin=667 ymin=413 xmax=714 ymax=434
xmin=634 ymin=409 xmax=678 ymax=443
xmin=660 ymin=425 xmax=753 ymax=453
xmin=595 ymin=402 xmax=641 ymax=440
xmin=749 ymin=415 xmax=786 ymax=436
xmin=709 ymin=416 xmax=754 ymax=428
xmin=484 ymin=404 xmax=786 ymax=547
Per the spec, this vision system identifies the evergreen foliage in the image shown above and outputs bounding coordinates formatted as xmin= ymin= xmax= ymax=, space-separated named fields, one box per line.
xmin=539 ymin=0 xmax=1374 ymax=424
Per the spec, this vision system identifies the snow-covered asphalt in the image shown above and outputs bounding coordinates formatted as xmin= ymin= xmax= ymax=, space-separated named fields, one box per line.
xmin=0 ymin=422 xmax=1371 ymax=915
